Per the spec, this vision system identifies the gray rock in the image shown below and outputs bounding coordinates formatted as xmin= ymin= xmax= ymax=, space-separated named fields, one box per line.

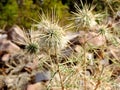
xmin=35 ymin=71 xmax=51 ymax=82
xmin=0 ymin=34 xmax=7 ymax=40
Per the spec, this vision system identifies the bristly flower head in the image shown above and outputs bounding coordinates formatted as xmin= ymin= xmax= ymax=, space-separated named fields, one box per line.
xmin=71 ymin=0 xmax=103 ymax=30
xmin=34 ymin=10 xmax=70 ymax=55
xmin=26 ymin=41 xmax=39 ymax=54
xmin=24 ymin=29 xmax=39 ymax=54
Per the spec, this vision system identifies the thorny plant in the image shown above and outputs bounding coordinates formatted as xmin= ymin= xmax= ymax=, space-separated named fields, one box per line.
xmin=24 ymin=30 xmax=39 ymax=54
xmin=30 ymin=2 xmax=120 ymax=90
xmin=33 ymin=9 xmax=73 ymax=90
xmin=34 ymin=10 xmax=70 ymax=55
xmin=98 ymin=22 xmax=120 ymax=46
xmin=56 ymin=0 xmax=120 ymax=90
xmin=1 ymin=1 xmax=120 ymax=90
xmin=71 ymin=0 xmax=104 ymax=30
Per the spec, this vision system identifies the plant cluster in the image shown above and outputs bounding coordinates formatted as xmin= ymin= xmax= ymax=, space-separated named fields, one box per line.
xmin=0 ymin=0 xmax=120 ymax=90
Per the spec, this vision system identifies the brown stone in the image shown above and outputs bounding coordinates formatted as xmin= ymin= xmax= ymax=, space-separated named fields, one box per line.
xmin=79 ymin=31 xmax=106 ymax=47
xmin=7 ymin=25 xmax=26 ymax=45
xmin=27 ymin=82 xmax=47 ymax=90
xmin=0 ymin=39 xmax=20 ymax=54
xmin=68 ymin=31 xmax=106 ymax=47
xmin=1 ymin=54 xmax=10 ymax=62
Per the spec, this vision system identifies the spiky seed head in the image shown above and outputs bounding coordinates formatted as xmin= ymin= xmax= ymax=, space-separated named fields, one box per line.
xmin=26 ymin=42 xmax=39 ymax=54
xmin=34 ymin=11 xmax=68 ymax=55
xmin=98 ymin=24 xmax=110 ymax=36
xmin=72 ymin=2 xmax=103 ymax=30
xmin=39 ymin=23 xmax=65 ymax=55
